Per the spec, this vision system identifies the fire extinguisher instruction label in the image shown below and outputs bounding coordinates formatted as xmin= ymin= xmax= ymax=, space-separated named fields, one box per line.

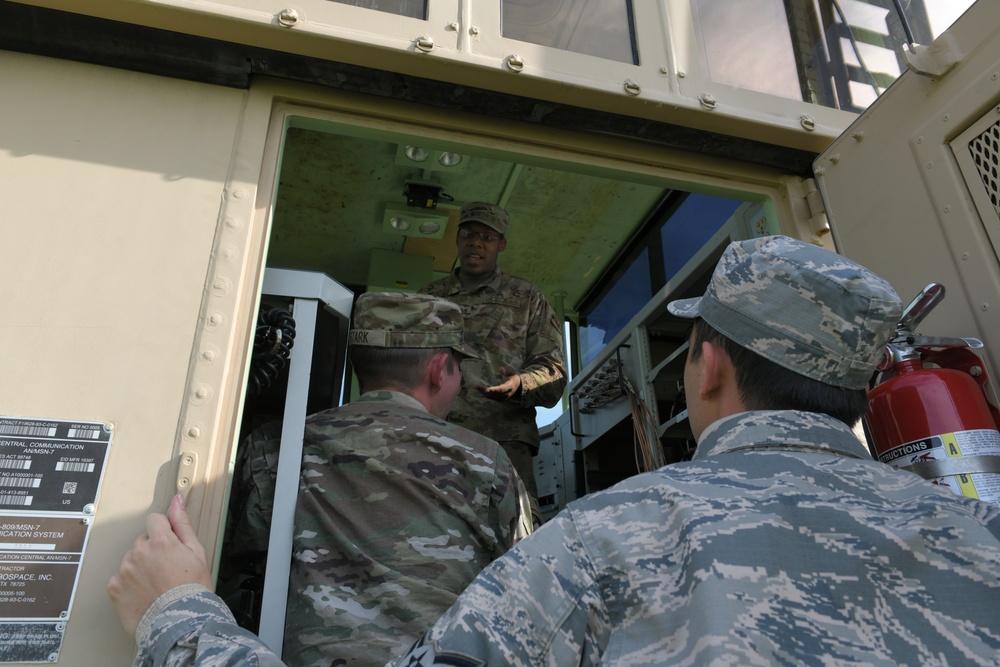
xmin=878 ymin=429 xmax=1000 ymax=504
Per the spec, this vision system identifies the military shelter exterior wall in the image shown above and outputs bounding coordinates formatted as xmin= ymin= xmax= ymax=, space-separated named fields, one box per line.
xmin=0 ymin=50 xmax=262 ymax=665
xmin=817 ymin=0 xmax=1000 ymax=386
xmin=0 ymin=44 xmax=833 ymax=665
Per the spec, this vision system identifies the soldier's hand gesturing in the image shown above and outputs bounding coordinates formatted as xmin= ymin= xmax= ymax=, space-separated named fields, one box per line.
xmin=478 ymin=367 xmax=522 ymax=400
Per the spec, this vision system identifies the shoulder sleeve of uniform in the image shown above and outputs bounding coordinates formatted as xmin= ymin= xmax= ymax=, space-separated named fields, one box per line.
xmin=224 ymin=421 xmax=282 ymax=561
xmin=135 ymin=586 xmax=285 ymax=667
xmin=388 ymin=511 xmax=609 ymax=666
xmin=488 ymin=446 xmax=534 ymax=549
xmin=517 ymin=286 xmax=567 ymax=408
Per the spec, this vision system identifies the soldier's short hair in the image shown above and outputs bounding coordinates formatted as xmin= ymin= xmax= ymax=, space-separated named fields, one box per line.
xmin=350 ymin=346 xmax=455 ymax=394
xmin=690 ymin=318 xmax=870 ymax=426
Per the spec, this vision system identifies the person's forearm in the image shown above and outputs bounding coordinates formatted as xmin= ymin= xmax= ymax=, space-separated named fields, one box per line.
xmin=135 ymin=587 xmax=286 ymax=667
xmin=518 ymin=363 xmax=566 ymax=407
xmin=519 ymin=295 xmax=567 ymax=408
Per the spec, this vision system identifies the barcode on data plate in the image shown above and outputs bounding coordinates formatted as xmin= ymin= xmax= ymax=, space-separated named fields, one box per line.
xmin=67 ymin=428 xmax=101 ymax=440
xmin=0 ymin=425 xmax=56 ymax=438
xmin=0 ymin=496 xmax=33 ymax=506
xmin=0 ymin=477 xmax=40 ymax=489
xmin=55 ymin=462 xmax=94 ymax=473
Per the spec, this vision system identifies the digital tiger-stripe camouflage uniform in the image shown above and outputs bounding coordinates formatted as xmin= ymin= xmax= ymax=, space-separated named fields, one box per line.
xmin=390 ymin=236 xmax=1000 ymax=666
xmin=130 ymin=291 xmax=532 ymax=667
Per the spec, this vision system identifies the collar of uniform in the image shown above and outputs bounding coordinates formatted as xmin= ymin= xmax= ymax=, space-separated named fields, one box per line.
xmin=355 ymin=389 xmax=429 ymax=414
xmin=692 ymin=410 xmax=871 ymax=461
xmin=446 ymin=266 xmax=504 ymax=293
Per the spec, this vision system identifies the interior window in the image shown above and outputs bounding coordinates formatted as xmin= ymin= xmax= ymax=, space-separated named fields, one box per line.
xmin=691 ymin=0 xmax=802 ymax=102
xmin=689 ymin=0 xmax=975 ymax=113
xmin=330 ymin=0 xmax=426 ymax=19
xmin=501 ymin=0 xmax=638 ymax=65
xmin=660 ymin=193 xmax=743 ymax=284
xmin=579 ymin=249 xmax=651 ymax=368
xmin=578 ymin=192 xmax=743 ymax=368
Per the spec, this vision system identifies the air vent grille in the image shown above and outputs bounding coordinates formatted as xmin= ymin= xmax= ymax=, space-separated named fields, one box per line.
xmin=968 ymin=120 xmax=1000 ymax=221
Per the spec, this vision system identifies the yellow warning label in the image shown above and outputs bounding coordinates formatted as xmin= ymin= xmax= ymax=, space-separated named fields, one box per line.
xmin=957 ymin=473 xmax=980 ymax=499
xmin=887 ymin=429 xmax=1000 ymax=504
xmin=943 ymin=433 xmax=982 ymax=498
xmin=943 ymin=433 xmax=962 ymax=457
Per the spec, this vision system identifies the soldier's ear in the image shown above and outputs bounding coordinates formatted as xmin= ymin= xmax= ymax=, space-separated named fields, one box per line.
xmin=426 ymin=352 xmax=450 ymax=390
xmin=697 ymin=341 xmax=724 ymax=399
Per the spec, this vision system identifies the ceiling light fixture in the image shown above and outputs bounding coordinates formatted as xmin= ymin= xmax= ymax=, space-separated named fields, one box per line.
xmin=403 ymin=145 xmax=429 ymax=162
xmin=437 ymin=152 xmax=463 ymax=167
xmin=395 ymin=144 xmax=469 ymax=173
xmin=382 ymin=203 xmax=449 ymax=240
xmin=389 ymin=216 xmax=411 ymax=231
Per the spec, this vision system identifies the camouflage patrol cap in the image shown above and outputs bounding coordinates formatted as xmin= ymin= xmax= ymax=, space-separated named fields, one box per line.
xmin=350 ymin=292 xmax=480 ymax=358
xmin=459 ymin=201 xmax=509 ymax=235
xmin=667 ymin=235 xmax=902 ymax=390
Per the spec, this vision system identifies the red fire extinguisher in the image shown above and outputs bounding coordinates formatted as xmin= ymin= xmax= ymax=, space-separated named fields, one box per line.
xmin=866 ymin=283 xmax=1000 ymax=504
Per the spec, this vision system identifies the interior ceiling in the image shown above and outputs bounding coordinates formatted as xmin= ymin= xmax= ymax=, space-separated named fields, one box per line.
xmin=266 ymin=127 xmax=667 ymax=313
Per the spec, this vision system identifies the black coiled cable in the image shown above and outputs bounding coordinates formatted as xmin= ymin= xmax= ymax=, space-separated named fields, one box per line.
xmin=248 ymin=307 xmax=296 ymax=396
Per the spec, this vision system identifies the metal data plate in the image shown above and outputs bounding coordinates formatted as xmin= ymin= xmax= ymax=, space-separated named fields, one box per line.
xmin=0 ymin=417 xmax=112 ymax=663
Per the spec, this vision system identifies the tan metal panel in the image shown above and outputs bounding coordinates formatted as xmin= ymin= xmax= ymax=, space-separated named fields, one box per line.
xmin=12 ymin=0 xmax=853 ymax=152
xmin=817 ymin=0 xmax=1000 ymax=382
xmin=0 ymin=46 xmax=838 ymax=664
xmin=0 ymin=50 xmax=261 ymax=665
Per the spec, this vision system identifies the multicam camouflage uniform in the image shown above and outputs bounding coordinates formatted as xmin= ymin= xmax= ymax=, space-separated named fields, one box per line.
xmin=284 ymin=389 xmax=526 ymax=666
xmin=131 ymin=292 xmax=532 ymax=667
xmin=420 ymin=268 xmax=566 ymax=450
xmin=135 ymin=392 xmax=527 ymax=667
xmin=390 ymin=410 xmax=1000 ymax=666
xmin=221 ymin=419 xmax=282 ymax=577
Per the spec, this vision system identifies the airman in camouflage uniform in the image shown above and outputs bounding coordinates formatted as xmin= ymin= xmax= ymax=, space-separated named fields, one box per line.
xmin=420 ymin=202 xmax=566 ymax=517
xmin=121 ymin=292 xmax=531 ymax=667
xmin=389 ymin=236 xmax=1000 ymax=665
xmin=117 ymin=239 xmax=1000 ymax=666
